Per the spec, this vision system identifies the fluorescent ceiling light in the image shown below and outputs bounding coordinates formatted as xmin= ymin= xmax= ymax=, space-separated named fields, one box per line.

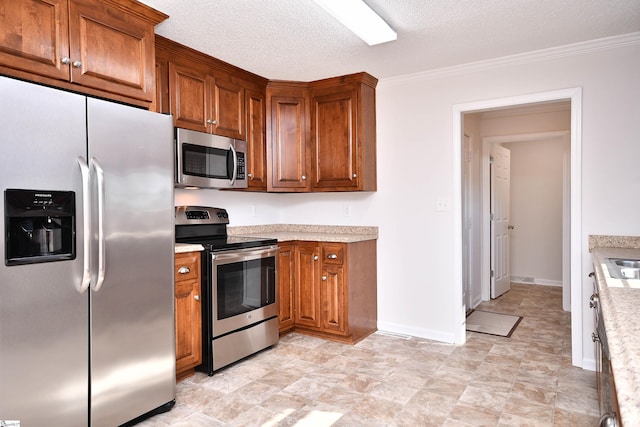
xmin=313 ymin=0 xmax=397 ymax=46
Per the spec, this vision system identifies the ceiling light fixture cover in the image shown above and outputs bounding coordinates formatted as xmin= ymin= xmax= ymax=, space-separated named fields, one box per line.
xmin=313 ymin=0 xmax=397 ymax=46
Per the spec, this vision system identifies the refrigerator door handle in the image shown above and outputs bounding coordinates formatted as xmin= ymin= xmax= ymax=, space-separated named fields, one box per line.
xmin=91 ymin=157 xmax=107 ymax=292
xmin=77 ymin=157 xmax=91 ymax=294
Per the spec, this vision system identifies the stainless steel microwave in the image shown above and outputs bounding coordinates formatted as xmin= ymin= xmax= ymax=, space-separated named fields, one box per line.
xmin=175 ymin=128 xmax=247 ymax=189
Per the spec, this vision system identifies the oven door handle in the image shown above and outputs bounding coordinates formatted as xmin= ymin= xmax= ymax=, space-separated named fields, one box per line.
xmin=211 ymin=246 xmax=279 ymax=263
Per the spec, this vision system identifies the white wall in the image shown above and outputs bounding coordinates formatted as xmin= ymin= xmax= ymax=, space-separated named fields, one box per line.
xmin=504 ymin=137 xmax=567 ymax=285
xmin=177 ymin=34 xmax=640 ymax=368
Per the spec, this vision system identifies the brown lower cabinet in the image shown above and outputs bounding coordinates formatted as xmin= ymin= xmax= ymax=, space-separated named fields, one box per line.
xmin=277 ymin=240 xmax=377 ymax=344
xmin=174 ymin=251 xmax=202 ymax=380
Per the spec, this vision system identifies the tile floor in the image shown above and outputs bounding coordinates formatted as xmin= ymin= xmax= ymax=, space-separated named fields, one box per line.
xmin=140 ymin=284 xmax=599 ymax=426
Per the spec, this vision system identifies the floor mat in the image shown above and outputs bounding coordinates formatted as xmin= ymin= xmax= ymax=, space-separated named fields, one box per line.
xmin=466 ymin=310 xmax=522 ymax=337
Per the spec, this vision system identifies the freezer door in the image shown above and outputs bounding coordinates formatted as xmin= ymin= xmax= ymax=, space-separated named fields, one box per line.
xmin=86 ymin=99 xmax=176 ymax=426
xmin=0 ymin=77 xmax=89 ymax=426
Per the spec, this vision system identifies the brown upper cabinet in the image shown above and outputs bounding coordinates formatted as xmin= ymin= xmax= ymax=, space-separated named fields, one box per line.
xmin=155 ymin=36 xmax=267 ymax=143
xmin=0 ymin=0 xmax=166 ymax=108
xmin=310 ymin=74 xmax=377 ymax=192
xmin=155 ymin=36 xmax=377 ymax=193
xmin=267 ymin=73 xmax=378 ymax=192
xmin=266 ymin=82 xmax=311 ymax=192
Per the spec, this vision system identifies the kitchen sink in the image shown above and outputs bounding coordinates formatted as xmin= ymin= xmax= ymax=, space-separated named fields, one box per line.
xmin=607 ymin=258 xmax=640 ymax=279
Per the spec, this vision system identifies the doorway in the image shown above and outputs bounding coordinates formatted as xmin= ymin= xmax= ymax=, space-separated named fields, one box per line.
xmin=452 ymin=88 xmax=584 ymax=368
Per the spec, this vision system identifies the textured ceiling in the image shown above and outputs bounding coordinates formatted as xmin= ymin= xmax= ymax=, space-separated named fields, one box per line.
xmin=138 ymin=0 xmax=640 ymax=82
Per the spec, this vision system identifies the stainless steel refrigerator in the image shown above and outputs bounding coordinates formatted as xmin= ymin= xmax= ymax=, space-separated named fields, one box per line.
xmin=0 ymin=76 xmax=176 ymax=426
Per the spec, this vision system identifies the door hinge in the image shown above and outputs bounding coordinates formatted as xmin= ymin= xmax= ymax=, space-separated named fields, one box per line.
xmin=490 ymin=213 xmax=494 ymax=221
xmin=489 ymin=156 xmax=494 ymax=165
xmin=490 ymin=270 xmax=495 ymax=278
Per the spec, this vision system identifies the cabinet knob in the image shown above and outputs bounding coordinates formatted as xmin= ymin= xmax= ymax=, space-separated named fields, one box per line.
xmin=194 ymin=294 xmax=200 ymax=301
xmin=178 ymin=266 xmax=190 ymax=274
xmin=322 ymin=275 xmax=327 ymax=281
xmin=301 ymin=175 xmax=307 ymax=180
xmin=353 ymin=173 xmax=357 ymax=178
xmin=206 ymin=119 xmax=217 ymax=125
xmin=247 ymin=173 xmax=253 ymax=178
xmin=327 ymin=254 xmax=338 ymax=259
xmin=591 ymin=332 xmax=599 ymax=343
xmin=61 ymin=57 xmax=71 ymax=65
xmin=314 ymin=255 xmax=318 ymax=261
xmin=72 ymin=60 xmax=82 ymax=68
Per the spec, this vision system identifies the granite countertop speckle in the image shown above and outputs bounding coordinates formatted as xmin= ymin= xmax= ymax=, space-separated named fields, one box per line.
xmin=175 ymin=243 xmax=204 ymax=253
xmin=591 ymin=242 xmax=640 ymax=427
xmin=227 ymin=224 xmax=378 ymax=243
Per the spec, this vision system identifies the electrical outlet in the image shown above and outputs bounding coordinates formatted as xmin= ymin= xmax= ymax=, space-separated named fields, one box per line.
xmin=436 ymin=198 xmax=449 ymax=212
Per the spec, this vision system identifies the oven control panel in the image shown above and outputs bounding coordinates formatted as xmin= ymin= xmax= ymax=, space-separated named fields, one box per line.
xmin=175 ymin=206 xmax=229 ymax=225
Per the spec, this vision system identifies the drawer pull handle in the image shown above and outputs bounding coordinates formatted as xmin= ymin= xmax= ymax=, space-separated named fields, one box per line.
xmin=178 ymin=266 xmax=190 ymax=274
xmin=327 ymin=254 xmax=338 ymax=259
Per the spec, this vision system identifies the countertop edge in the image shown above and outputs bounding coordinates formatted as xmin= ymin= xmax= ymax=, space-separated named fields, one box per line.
xmin=227 ymin=224 xmax=378 ymax=243
xmin=175 ymin=243 xmax=205 ymax=253
xmin=591 ymin=246 xmax=640 ymax=427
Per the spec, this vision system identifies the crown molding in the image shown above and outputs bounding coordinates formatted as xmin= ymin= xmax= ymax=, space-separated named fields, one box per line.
xmin=380 ymin=32 xmax=640 ymax=87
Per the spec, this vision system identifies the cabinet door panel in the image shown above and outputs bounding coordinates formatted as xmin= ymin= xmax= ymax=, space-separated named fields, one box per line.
xmin=311 ymin=88 xmax=358 ymax=190
xmin=0 ymin=0 xmax=70 ymax=80
xmin=175 ymin=277 xmax=202 ymax=372
xmin=277 ymin=243 xmax=295 ymax=332
xmin=213 ymin=78 xmax=245 ymax=139
xmin=169 ymin=62 xmax=211 ymax=133
xmin=69 ymin=0 xmax=155 ymax=101
xmin=269 ymin=95 xmax=310 ymax=191
xmin=246 ymin=89 xmax=267 ymax=190
xmin=321 ymin=265 xmax=346 ymax=334
xmin=294 ymin=242 xmax=320 ymax=327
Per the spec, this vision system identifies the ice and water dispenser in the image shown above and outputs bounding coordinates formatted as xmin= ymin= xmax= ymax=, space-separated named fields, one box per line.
xmin=4 ymin=189 xmax=76 ymax=265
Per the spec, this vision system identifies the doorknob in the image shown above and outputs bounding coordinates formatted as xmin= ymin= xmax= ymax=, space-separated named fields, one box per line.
xmin=508 ymin=225 xmax=514 ymax=230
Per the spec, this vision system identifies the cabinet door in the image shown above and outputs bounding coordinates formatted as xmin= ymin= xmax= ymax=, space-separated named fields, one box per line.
xmin=0 ymin=0 xmax=70 ymax=81
xmin=311 ymin=87 xmax=359 ymax=190
xmin=175 ymin=252 xmax=202 ymax=378
xmin=246 ymin=89 xmax=267 ymax=190
xmin=169 ymin=62 xmax=212 ymax=133
xmin=213 ymin=77 xmax=245 ymax=140
xmin=268 ymin=94 xmax=311 ymax=191
xmin=277 ymin=243 xmax=295 ymax=332
xmin=294 ymin=242 xmax=321 ymax=328
xmin=68 ymin=0 xmax=156 ymax=101
xmin=321 ymin=264 xmax=346 ymax=334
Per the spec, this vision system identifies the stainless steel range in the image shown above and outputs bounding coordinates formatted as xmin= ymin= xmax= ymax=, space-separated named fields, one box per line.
xmin=175 ymin=206 xmax=279 ymax=375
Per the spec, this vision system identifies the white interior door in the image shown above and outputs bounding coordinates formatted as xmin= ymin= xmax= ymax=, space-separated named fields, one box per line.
xmin=491 ymin=144 xmax=511 ymax=298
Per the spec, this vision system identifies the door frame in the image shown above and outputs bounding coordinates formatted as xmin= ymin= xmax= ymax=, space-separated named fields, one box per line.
xmin=452 ymin=87 xmax=583 ymax=368
xmin=481 ymin=131 xmax=571 ymax=302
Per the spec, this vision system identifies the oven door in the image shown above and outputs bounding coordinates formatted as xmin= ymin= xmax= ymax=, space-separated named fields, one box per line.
xmin=211 ymin=245 xmax=279 ymax=337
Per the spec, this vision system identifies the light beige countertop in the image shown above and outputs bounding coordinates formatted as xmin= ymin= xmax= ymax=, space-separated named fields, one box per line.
xmin=175 ymin=243 xmax=204 ymax=253
xmin=590 ymin=238 xmax=640 ymax=426
xmin=227 ymin=224 xmax=378 ymax=243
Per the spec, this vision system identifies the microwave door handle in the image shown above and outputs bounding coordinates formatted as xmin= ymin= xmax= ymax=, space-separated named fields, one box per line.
xmin=91 ymin=158 xmax=106 ymax=292
xmin=229 ymin=144 xmax=238 ymax=185
xmin=77 ymin=157 xmax=91 ymax=294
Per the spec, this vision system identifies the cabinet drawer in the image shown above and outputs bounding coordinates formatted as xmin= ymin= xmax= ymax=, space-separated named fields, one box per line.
xmin=175 ymin=252 xmax=200 ymax=281
xmin=322 ymin=244 xmax=345 ymax=265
